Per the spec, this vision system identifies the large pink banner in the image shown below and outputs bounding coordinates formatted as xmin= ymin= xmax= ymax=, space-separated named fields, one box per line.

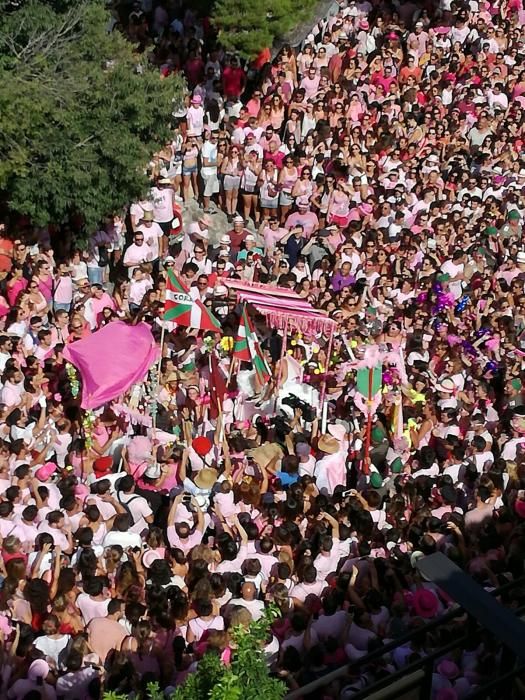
xmin=63 ymin=321 xmax=159 ymax=409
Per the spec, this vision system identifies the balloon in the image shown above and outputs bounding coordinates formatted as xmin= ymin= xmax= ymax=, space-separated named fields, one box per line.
xmin=455 ymin=296 xmax=469 ymax=314
xmin=461 ymin=341 xmax=477 ymax=357
xmin=475 ymin=327 xmax=491 ymax=339
xmin=193 ymin=436 xmax=213 ymax=456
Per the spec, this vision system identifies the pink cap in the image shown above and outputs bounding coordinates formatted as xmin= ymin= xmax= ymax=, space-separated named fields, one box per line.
xmin=28 ymin=659 xmax=50 ymax=681
xmin=359 ymin=19 xmax=369 ymax=30
xmin=191 ymin=94 xmax=202 ymax=105
xmin=74 ymin=484 xmax=90 ymax=500
xmin=35 ymin=462 xmax=57 ymax=482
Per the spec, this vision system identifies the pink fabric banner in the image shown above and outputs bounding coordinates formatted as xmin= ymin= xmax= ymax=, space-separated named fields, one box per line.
xmin=63 ymin=321 xmax=159 ymax=410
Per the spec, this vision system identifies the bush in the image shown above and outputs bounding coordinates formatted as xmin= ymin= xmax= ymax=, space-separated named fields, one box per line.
xmin=103 ymin=608 xmax=286 ymax=700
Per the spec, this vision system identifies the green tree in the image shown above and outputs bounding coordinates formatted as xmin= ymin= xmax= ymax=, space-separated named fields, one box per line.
xmin=103 ymin=609 xmax=287 ymax=700
xmin=212 ymin=0 xmax=316 ymax=59
xmin=0 ymin=0 xmax=184 ymax=230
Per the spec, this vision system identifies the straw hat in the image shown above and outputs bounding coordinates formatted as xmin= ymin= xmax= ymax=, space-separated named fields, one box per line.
xmin=194 ymin=467 xmax=218 ymax=489
xmin=165 ymin=370 xmax=183 ymax=384
xmin=318 ymin=434 xmax=340 ymax=454
xmin=248 ymin=442 xmax=284 ymax=468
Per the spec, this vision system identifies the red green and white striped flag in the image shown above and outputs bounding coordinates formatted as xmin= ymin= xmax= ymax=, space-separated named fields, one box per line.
xmin=164 ymin=269 xmax=221 ymax=332
xmin=233 ymin=305 xmax=271 ymax=383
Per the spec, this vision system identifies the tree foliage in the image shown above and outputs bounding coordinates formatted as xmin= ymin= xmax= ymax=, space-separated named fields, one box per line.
xmin=103 ymin=608 xmax=286 ymax=700
xmin=0 ymin=0 xmax=184 ymax=229
xmin=212 ymin=0 xmax=316 ymax=59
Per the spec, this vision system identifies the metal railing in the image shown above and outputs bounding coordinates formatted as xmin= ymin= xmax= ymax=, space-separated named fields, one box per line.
xmin=285 ymin=576 xmax=525 ymax=699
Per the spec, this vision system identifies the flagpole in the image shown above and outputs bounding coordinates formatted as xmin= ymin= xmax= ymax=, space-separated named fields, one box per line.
xmin=152 ymin=324 xmax=166 ymax=440
xmin=274 ymin=318 xmax=289 ymax=412
xmin=276 ymin=318 xmax=289 ymax=390
xmin=227 ymin=356 xmax=237 ymax=385
xmin=209 ymin=350 xmax=225 ymax=443
xmin=319 ymin=324 xmax=335 ymax=432
xmin=362 ymin=368 xmax=373 ymax=476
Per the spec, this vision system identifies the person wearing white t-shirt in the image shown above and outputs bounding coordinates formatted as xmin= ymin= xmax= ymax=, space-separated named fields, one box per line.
xmin=33 ymin=615 xmax=71 ymax=670
xmin=123 ymin=232 xmax=154 ymax=279
xmin=136 ymin=216 xmax=163 ymax=262
xmin=129 ymin=200 xmax=152 ymax=231
xmin=441 ymin=251 xmax=466 ymax=300
xmin=116 ymin=475 xmax=153 ymax=535
xmin=0 ymin=336 xmax=12 ymax=372
xmin=150 ymin=182 xmax=174 ymax=234
xmin=129 ymin=268 xmax=153 ymax=310
xmin=201 ymin=133 xmax=219 ymax=211
xmin=103 ymin=513 xmax=142 ymax=550
xmin=228 ymin=583 xmax=265 ymax=621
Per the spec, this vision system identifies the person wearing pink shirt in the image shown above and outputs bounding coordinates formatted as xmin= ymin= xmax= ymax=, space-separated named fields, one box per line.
xmin=84 ymin=285 xmax=116 ymax=329
xmin=37 ymin=510 xmax=73 ymax=553
xmin=52 ymin=263 xmax=73 ymax=312
xmin=284 ymin=199 xmax=320 ymax=239
xmin=300 ymin=67 xmax=321 ymax=99
xmin=166 ymin=493 xmax=205 ymax=552
xmin=76 ymin=578 xmax=110 ymax=626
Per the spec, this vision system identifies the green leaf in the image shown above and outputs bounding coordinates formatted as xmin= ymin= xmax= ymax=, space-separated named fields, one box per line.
xmin=212 ymin=0 xmax=316 ymax=58
xmin=0 ymin=0 xmax=185 ymax=229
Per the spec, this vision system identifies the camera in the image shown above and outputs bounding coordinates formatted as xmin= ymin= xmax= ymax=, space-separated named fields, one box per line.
xmin=269 ymin=414 xmax=293 ymax=436
xmin=281 ymin=395 xmax=316 ymax=422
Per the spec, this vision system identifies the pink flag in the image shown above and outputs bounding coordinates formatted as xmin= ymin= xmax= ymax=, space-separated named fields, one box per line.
xmin=63 ymin=321 xmax=159 ymax=409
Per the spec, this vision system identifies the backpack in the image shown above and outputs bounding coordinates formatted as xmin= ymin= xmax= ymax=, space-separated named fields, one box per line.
xmin=116 ymin=491 xmax=141 ymax=522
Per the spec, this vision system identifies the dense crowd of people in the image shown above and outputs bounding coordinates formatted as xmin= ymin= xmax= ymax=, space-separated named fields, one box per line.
xmin=0 ymin=0 xmax=525 ymax=698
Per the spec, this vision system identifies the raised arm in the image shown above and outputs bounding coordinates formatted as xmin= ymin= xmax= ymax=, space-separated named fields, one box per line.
xmin=191 ymin=497 xmax=205 ymax=533
xmin=167 ymin=493 xmax=184 ymax=527
xmin=233 ymin=514 xmax=248 ymax=545
xmin=320 ymin=511 xmax=340 ymax=539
